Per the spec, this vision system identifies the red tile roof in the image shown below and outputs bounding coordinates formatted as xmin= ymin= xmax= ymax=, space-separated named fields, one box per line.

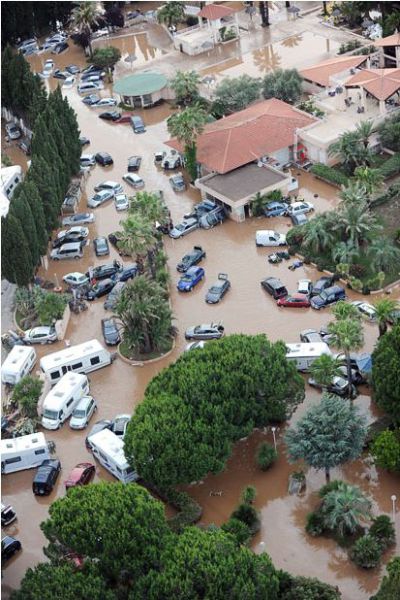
xmin=167 ymin=99 xmax=317 ymax=174
xmin=344 ymin=68 xmax=400 ymax=101
xmin=374 ymin=33 xmax=400 ymax=47
xmin=300 ymin=55 xmax=368 ymax=87
xmin=198 ymin=3 xmax=235 ymax=20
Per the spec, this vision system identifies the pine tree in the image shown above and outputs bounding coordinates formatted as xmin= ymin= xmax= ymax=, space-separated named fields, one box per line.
xmin=1 ymin=214 xmax=34 ymax=286
xmin=18 ymin=181 xmax=48 ymax=256
xmin=9 ymin=192 xmax=40 ymax=267
xmin=28 ymin=156 xmax=60 ymax=232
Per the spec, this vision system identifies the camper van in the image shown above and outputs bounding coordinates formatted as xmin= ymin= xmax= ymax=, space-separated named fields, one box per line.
xmin=1 ymin=433 xmax=51 ymax=474
xmin=41 ymin=373 xmax=89 ymax=430
xmin=40 ymin=339 xmax=112 ymax=384
xmin=286 ymin=342 xmax=332 ymax=372
xmin=1 ymin=345 xmax=37 ymax=385
xmin=88 ymin=428 xmax=138 ymax=483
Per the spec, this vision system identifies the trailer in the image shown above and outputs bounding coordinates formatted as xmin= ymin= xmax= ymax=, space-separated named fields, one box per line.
xmin=1 ymin=432 xmax=52 ymax=474
xmin=88 ymin=428 xmax=138 ymax=483
xmin=40 ymin=339 xmax=112 ymax=384
xmin=286 ymin=342 xmax=332 ymax=372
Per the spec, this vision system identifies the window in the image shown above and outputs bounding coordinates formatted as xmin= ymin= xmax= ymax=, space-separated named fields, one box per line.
xmin=66 ymin=397 xmax=74 ymax=408
xmin=34 ymin=449 xmax=46 ymax=455
xmin=90 ymin=356 xmax=100 ymax=366
xmin=5 ymin=456 xmax=22 ymax=465
xmin=72 ymin=362 xmax=83 ymax=370
xmin=51 ymin=370 xmax=60 ymax=380
xmin=82 ymin=382 xmax=87 ymax=390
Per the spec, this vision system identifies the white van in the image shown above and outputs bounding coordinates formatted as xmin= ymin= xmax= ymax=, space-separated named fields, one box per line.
xmin=286 ymin=342 xmax=332 ymax=372
xmin=41 ymin=373 xmax=89 ymax=430
xmin=78 ymin=81 xmax=100 ymax=94
xmin=88 ymin=428 xmax=138 ymax=483
xmin=1 ymin=346 xmax=37 ymax=385
xmin=255 ymin=230 xmax=287 ymax=247
xmin=1 ymin=433 xmax=50 ymax=474
xmin=40 ymin=339 xmax=112 ymax=384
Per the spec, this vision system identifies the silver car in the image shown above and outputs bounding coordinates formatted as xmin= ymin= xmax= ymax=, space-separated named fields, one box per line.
xmin=69 ymin=396 xmax=97 ymax=430
xmin=169 ymin=218 xmax=199 ymax=239
xmin=87 ymin=190 xmax=115 ymax=208
xmin=94 ymin=181 xmax=123 ymax=194
xmin=62 ymin=213 xmax=95 ymax=227
xmin=22 ymin=326 xmax=57 ymax=345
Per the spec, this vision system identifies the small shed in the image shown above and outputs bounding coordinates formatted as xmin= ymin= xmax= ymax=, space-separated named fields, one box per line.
xmin=113 ymin=71 xmax=171 ymax=108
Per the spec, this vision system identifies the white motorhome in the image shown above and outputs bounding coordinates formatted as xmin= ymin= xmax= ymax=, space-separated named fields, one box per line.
xmin=286 ymin=342 xmax=332 ymax=372
xmin=1 ymin=345 xmax=37 ymax=385
xmin=41 ymin=373 xmax=89 ymax=430
xmin=40 ymin=339 xmax=112 ymax=384
xmin=88 ymin=428 xmax=138 ymax=483
xmin=1 ymin=433 xmax=50 ymax=474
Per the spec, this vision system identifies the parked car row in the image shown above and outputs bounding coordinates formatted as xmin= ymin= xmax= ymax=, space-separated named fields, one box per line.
xmin=261 ymin=273 xmax=346 ymax=310
xmin=170 ymin=202 xmax=226 ymax=238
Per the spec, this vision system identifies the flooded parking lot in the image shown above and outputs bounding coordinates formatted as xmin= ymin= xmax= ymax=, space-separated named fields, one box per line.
xmin=2 ymin=27 xmax=400 ymax=600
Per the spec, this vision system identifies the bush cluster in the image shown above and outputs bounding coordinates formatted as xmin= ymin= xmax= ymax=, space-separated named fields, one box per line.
xmin=310 ymin=163 xmax=349 ymax=187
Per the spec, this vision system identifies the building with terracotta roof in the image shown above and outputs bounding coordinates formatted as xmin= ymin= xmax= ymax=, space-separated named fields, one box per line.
xmin=375 ymin=32 xmax=400 ymax=68
xmin=167 ymin=99 xmax=316 ymax=221
xmin=300 ymin=55 xmax=369 ymax=92
xmin=344 ymin=68 xmax=400 ymax=110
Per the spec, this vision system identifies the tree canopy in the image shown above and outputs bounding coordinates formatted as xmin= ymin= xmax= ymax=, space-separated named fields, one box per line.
xmin=372 ymin=324 xmax=400 ymax=423
xmin=262 ymin=69 xmax=302 ymax=105
xmin=213 ymin=75 xmax=262 ymax=116
xmin=125 ymin=334 xmax=304 ymax=488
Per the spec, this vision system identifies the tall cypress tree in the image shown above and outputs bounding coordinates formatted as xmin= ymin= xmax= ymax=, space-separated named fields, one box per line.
xmin=28 ymin=156 xmax=60 ymax=232
xmin=18 ymin=180 xmax=49 ymax=255
xmin=1 ymin=46 xmax=14 ymax=109
xmin=42 ymin=106 xmax=70 ymax=191
xmin=62 ymin=95 xmax=81 ymax=175
xmin=9 ymin=193 xmax=40 ymax=267
xmin=1 ymin=214 xmax=33 ymax=286
xmin=31 ymin=115 xmax=64 ymax=203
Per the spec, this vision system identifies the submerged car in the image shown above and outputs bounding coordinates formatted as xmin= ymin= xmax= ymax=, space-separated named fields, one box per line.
xmin=127 ymin=155 xmax=142 ymax=172
xmin=310 ymin=285 xmax=346 ymax=310
xmin=2 ymin=536 xmax=22 ymax=562
xmin=263 ymin=201 xmax=289 ymax=218
xmin=176 ymin=246 xmax=206 ymax=272
xmin=123 ymin=173 xmax=144 ymax=188
xmin=22 ymin=326 xmax=57 ymax=345
xmin=69 ymin=396 xmax=97 ymax=429
xmin=116 ymin=264 xmax=138 ymax=282
xmin=300 ymin=329 xmax=323 ymax=344
xmin=185 ymin=341 xmax=207 ymax=351
xmin=277 ymin=293 xmax=311 ymax=308
xmin=169 ymin=218 xmax=199 ymax=239
xmin=94 ymin=180 xmax=122 ymax=194
xmin=62 ymin=213 xmax=95 ymax=227
xmin=310 ymin=275 xmax=335 ymax=297
xmin=94 ymin=153 xmax=114 ymax=167
xmin=297 ymin=279 xmax=313 ymax=296
xmin=63 ymin=272 xmax=90 ymax=287
xmin=185 ymin=323 xmax=225 ymax=340
xmin=53 ymin=227 xmax=89 ymax=248
xmin=85 ymin=278 xmax=116 ymax=300
xmin=286 ymin=201 xmax=314 ymax=216
xmin=169 ymin=173 xmax=186 ymax=192
xmin=255 ymin=230 xmax=286 ymax=247
xmin=65 ymin=462 xmax=95 ymax=490
xmin=32 ymin=459 xmax=61 ymax=496
xmin=87 ymin=189 xmax=114 ymax=208
xmin=86 ymin=262 xmax=122 ymax=281
xmin=177 ymin=266 xmax=205 ymax=292
xmin=93 ymin=236 xmax=110 ymax=256
xmin=101 ymin=317 xmax=121 ymax=345
xmin=99 ymin=111 xmax=121 ymax=122
xmin=114 ymin=193 xmax=129 ymax=211
xmin=205 ymin=273 xmax=230 ymax=304
xmin=351 ymin=300 xmax=377 ymax=321
xmin=112 ymin=414 xmax=131 ymax=438
xmin=308 ymin=376 xmax=358 ymax=399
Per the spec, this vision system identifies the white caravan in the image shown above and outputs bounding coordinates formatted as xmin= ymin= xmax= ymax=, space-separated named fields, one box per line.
xmin=286 ymin=342 xmax=332 ymax=372
xmin=1 ymin=433 xmax=50 ymax=474
xmin=1 ymin=345 xmax=37 ymax=385
xmin=41 ymin=372 xmax=89 ymax=430
xmin=40 ymin=339 xmax=112 ymax=384
xmin=88 ymin=428 xmax=138 ymax=483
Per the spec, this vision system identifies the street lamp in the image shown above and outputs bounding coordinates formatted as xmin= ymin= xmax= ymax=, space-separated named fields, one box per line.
xmin=271 ymin=426 xmax=277 ymax=451
xmin=391 ymin=495 xmax=397 ymax=523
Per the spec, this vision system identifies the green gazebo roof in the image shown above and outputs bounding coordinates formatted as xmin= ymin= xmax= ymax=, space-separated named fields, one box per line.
xmin=113 ymin=71 xmax=168 ymax=96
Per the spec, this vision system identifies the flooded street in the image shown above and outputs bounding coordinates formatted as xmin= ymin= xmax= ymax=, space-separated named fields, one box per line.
xmin=2 ymin=20 xmax=400 ymax=600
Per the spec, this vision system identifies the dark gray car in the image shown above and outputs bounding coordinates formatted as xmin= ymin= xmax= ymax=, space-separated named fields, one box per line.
xmin=205 ymin=273 xmax=230 ymax=304
xmin=101 ymin=318 xmax=121 ymax=345
xmin=93 ymin=236 xmax=110 ymax=257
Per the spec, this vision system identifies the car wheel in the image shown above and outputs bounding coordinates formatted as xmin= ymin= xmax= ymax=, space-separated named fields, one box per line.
xmin=188 ymin=286 xmax=193 ymax=292
xmin=53 ymin=257 xmax=59 ymax=261
xmin=74 ymin=256 xmax=80 ymax=260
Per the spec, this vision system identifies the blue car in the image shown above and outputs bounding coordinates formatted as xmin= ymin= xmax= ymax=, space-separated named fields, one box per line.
xmin=177 ymin=266 xmax=205 ymax=292
xmin=263 ymin=202 xmax=289 ymax=218
xmin=116 ymin=263 xmax=138 ymax=282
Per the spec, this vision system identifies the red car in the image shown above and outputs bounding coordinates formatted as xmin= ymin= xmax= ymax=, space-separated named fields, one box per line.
xmin=64 ymin=462 xmax=95 ymax=490
xmin=277 ymin=293 xmax=311 ymax=308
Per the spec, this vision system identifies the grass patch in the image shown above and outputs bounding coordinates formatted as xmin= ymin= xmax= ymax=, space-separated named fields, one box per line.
xmin=119 ymin=338 xmax=173 ymax=361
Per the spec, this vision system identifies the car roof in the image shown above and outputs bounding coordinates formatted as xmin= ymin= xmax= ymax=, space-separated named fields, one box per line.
xmin=75 ymin=396 xmax=93 ymax=409
xmin=57 ymin=242 xmax=82 ymax=250
xmin=28 ymin=326 xmax=51 ymax=334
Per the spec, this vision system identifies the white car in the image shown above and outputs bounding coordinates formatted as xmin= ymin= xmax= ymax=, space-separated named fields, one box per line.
xmin=115 ymin=193 xmax=129 ymax=211
xmin=62 ymin=212 xmax=95 ymax=226
xmin=63 ymin=272 xmax=90 ymax=287
xmin=287 ymin=201 xmax=314 ymax=216
xmin=62 ymin=76 xmax=75 ymax=88
xmin=22 ymin=326 xmax=58 ymax=345
xmin=94 ymin=181 xmax=123 ymax=194
xmin=298 ymin=279 xmax=313 ymax=295
xmin=351 ymin=301 xmax=377 ymax=321
xmin=5 ymin=123 xmax=21 ymax=140
xmin=69 ymin=396 xmax=97 ymax=430
xmin=122 ymin=173 xmax=144 ymax=188
xmin=255 ymin=230 xmax=287 ymax=247
xmin=87 ymin=189 xmax=115 ymax=208
xmin=80 ymin=154 xmax=96 ymax=167
xmin=185 ymin=341 xmax=207 ymax=352
xmin=93 ymin=97 xmax=117 ymax=108
xmin=57 ymin=226 xmax=89 ymax=240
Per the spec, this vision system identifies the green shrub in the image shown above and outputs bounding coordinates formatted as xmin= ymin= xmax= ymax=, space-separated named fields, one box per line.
xmin=378 ymin=153 xmax=400 ymax=179
xmin=286 ymin=226 xmax=306 ymax=248
xmin=231 ymin=503 xmax=261 ymax=535
xmin=338 ymin=40 xmax=362 ymax=54
xmin=371 ymin=182 xmax=400 ymax=207
xmin=318 ymin=480 xmax=342 ymax=498
xmin=11 ymin=376 xmax=43 ymax=418
xmin=241 ymin=485 xmax=257 ymax=504
xmin=353 ymin=44 xmax=376 ymax=55
xmin=305 ymin=511 xmax=325 ymax=537
xmin=221 ymin=518 xmax=251 ymax=545
xmin=348 ymin=276 xmax=363 ymax=292
xmin=160 ymin=488 xmax=202 ymax=533
xmin=311 ymin=163 xmax=349 ymax=187
xmin=349 ymin=263 xmax=366 ymax=278
xmin=371 ymin=429 xmax=400 ymax=472
xmin=369 ymin=515 xmax=396 ymax=550
xmin=278 ymin=574 xmax=342 ymax=599
xmin=349 ymin=534 xmax=382 ymax=568
xmin=256 ymin=442 xmax=277 ymax=470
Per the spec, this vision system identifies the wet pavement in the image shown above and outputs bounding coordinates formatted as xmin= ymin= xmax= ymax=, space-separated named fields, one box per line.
xmin=2 ymin=16 xmax=400 ymax=600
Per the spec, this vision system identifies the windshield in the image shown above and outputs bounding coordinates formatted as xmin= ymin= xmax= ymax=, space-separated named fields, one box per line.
xmin=72 ymin=409 xmax=86 ymax=418
xmin=209 ymin=285 xmax=221 ymax=294
xmin=176 ymin=224 xmax=184 ymax=231
xmin=181 ymin=275 xmax=193 ymax=282
xmin=43 ymin=409 xmax=59 ymax=420
xmin=320 ymin=291 xmax=328 ymax=300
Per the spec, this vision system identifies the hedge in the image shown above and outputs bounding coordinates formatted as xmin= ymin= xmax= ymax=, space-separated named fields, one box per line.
xmin=310 ymin=163 xmax=349 ymax=187
xmin=378 ymin=153 xmax=400 ymax=179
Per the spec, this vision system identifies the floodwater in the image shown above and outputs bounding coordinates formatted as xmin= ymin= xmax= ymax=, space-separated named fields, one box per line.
xmin=2 ymin=29 xmax=400 ymax=600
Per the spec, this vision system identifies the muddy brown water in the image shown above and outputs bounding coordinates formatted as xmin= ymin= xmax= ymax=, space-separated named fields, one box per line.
xmin=2 ymin=33 xmax=400 ymax=600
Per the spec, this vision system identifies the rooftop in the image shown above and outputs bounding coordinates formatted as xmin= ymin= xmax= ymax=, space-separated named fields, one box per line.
xmin=374 ymin=32 xmax=400 ymax=47
xmin=198 ymin=163 xmax=288 ymax=203
xmin=300 ymin=55 xmax=368 ymax=87
xmin=344 ymin=68 xmax=400 ymax=101
xmin=113 ymin=71 xmax=168 ymax=96
xmin=167 ymin=99 xmax=317 ymax=174
xmin=198 ymin=3 xmax=235 ymax=20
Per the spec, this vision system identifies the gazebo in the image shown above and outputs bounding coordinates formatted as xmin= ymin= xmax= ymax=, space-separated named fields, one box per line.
xmin=197 ymin=3 xmax=239 ymax=45
xmin=344 ymin=68 xmax=400 ymax=114
xmin=374 ymin=32 xmax=400 ymax=68
xmin=300 ymin=55 xmax=369 ymax=92
xmin=113 ymin=71 xmax=170 ymax=108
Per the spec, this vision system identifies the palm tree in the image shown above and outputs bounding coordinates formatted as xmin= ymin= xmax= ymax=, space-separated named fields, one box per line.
xmin=129 ymin=191 xmax=169 ymax=225
xmin=367 ymin=238 xmax=400 ymax=273
xmin=331 ymin=300 xmax=361 ymax=322
xmin=310 ymin=354 xmax=343 ymax=388
xmin=339 ymin=180 xmax=368 ymax=207
xmin=355 ymin=120 xmax=374 ymax=149
xmin=353 ymin=166 xmax=384 ymax=198
xmin=302 ymin=215 xmax=336 ymax=254
xmin=332 ymin=241 xmax=359 ymax=265
xmin=334 ymin=202 xmax=380 ymax=251
xmin=119 ymin=214 xmax=158 ymax=279
xmin=170 ymin=70 xmax=200 ymax=106
xmin=328 ymin=131 xmax=373 ymax=173
xmin=167 ymin=104 xmax=207 ymax=181
xmin=157 ymin=1 xmax=185 ymax=27
xmin=70 ymin=1 xmax=103 ymax=57
xmin=328 ymin=318 xmax=364 ymax=399
xmin=373 ymin=298 xmax=400 ymax=337
xmin=321 ymin=482 xmax=372 ymax=536
xmin=250 ymin=192 xmax=268 ymax=217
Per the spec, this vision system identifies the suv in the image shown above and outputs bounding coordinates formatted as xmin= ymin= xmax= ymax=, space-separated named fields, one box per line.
xmin=310 ymin=285 xmax=346 ymax=310
xmin=130 ymin=115 xmax=146 ymax=133
xmin=5 ymin=123 xmax=21 ymax=140
xmin=104 ymin=281 xmax=125 ymax=310
xmin=32 ymin=459 xmax=61 ymax=495
xmin=311 ymin=275 xmax=335 ymax=297
xmin=2 ymin=536 xmax=22 ymax=562
xmin=70 ymin=396 xmax=97 ymax=429
xmin=169 ymin=173 xmax=186 ymax=192
xmin=86 ymin=278 xmax=116 ymax=300
xmin=50 ymin=242 xmax=84 ymax=260
xmin=199 ymin=207 xmax=225 ymax=229
xmin=261 ymin=277 xmax=288 ymax=299
xmin=86 ymin=261 xmax=122 ymax=281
